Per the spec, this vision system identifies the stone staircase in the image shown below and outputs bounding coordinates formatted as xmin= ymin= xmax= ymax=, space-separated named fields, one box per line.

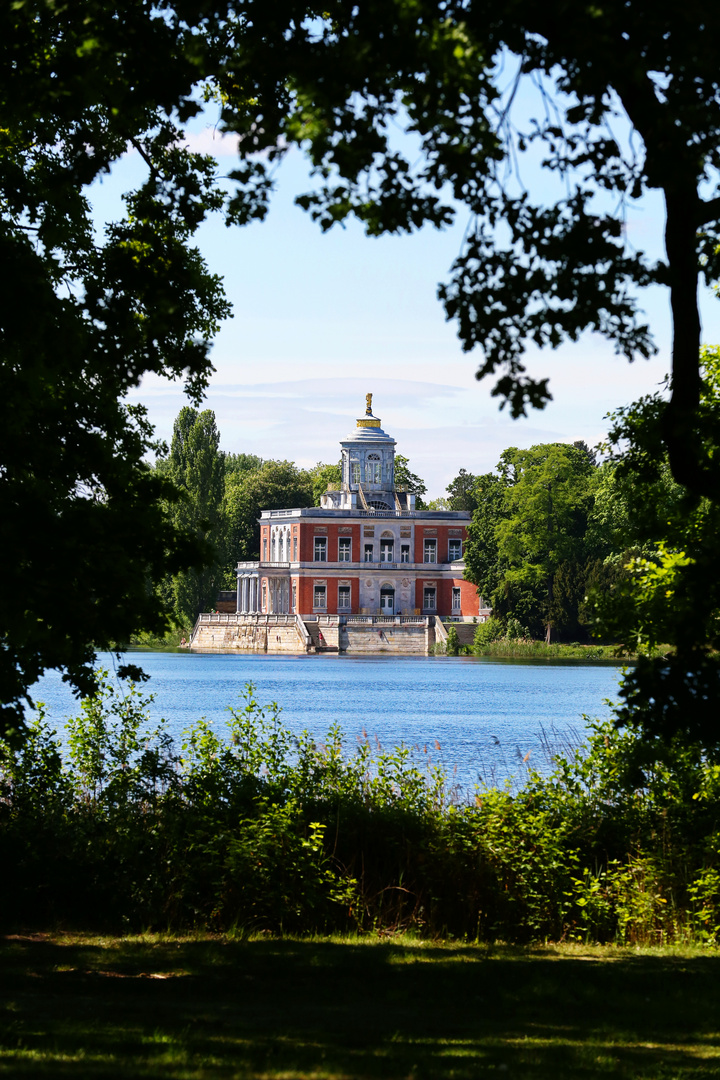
xmin=443 ymin=621 xmax=478 ymax=648
xmin=303 ymin=620 xmax=339 ymax=652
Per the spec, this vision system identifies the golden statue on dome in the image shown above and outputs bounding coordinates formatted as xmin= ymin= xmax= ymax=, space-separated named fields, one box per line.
xmin=366 ymin=393 xmax=373 ymax=415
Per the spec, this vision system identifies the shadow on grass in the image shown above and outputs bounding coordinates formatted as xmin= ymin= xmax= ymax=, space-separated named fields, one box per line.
xmin=1 ymin=934 xmax=720 ymax=1078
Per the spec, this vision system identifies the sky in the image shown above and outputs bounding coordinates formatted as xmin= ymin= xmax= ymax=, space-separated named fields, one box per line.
xmin=91 ymin=100 xmax=720 ymax=500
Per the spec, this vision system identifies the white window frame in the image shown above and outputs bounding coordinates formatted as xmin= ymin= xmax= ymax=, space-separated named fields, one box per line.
xmin=452 ymin=587 xmax=462 ymax=611
xmin=350 ymin=460 xmax=360 ymax=484
xmin=338 ymin=584 xmax=351 ymax=610
xmin=423 ymin=539 xmax=437 ymax=563
xmin=338 ymin=537 xmax=352 ymax=562
xmin=313 ymin=583 xmax=327 ymax=610
xmin=366 ymin=453 xmax=382 ymax=483
xmin=364 ymin=544 xmax=374 ymax=563
xmin=380 ymin=538 xmax=394 ymax=562
xmin=400 ymin=544 xmax=410 ymax=563
xmin=423 ymin=587 xmax=437 ymax=611
xmin=449 ymin=539 xmax=462 ymax=561
xmin=314 ymin=536 xmax=327 ymax=562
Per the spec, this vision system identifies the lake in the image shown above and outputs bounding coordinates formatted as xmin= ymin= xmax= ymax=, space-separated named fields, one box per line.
xmin=29 ymin=651 xmax=625 ymax=794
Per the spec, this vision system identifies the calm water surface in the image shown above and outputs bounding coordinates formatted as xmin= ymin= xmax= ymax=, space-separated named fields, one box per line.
xmin=31 ymin=652 xmax=625 ymax=792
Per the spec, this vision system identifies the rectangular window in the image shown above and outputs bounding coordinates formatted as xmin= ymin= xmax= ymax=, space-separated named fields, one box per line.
xmin=364 ymin=544 xmax=374 ymax=563
xmin=262 ymin=539 xmax=267 ymax=561
xmin=400 ymin=544 xmax=410 ymax=563
xmin=313 ymin=584 xmax=326 ymax=610
xmin=380 ymin=539 xmax=394 ymax=562
xmin=292 ymin=582 xmax=297 ymax=612
xmin=292 ymin=536 xmax=297 ymax=561
xmin=449 ymin=539 xmax=462 ymax=561
xmin=423 ymin=587 xmax=437 ymax=611
xmin=338 ymin=585 xmax=351 ymax=610
xmin=452 ymin=587 xmax=461 ymax=611
xmin=262 ymin=584 xmax=267 ymax=612
xmin=366 ymin=456 xmax=382 ymax=483
xmin=338 ymin=537 xmax=351 ymax=562
xmin=423 ymin=539 xmax=437 ymax=563
xmin=351 ymin=461 xmax=360 ymax=484
xmin=314 ymin=537 xmax=327 ymax=562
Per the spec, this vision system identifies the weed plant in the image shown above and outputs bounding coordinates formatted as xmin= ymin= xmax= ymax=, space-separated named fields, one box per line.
xmin=2 ymin=677 xmax=720 ymax=945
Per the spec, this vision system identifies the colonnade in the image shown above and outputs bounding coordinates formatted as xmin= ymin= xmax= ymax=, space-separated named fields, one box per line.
xmin=236 ymin=574 xmax=260 ymax=614
xmin=267 ymin=577 xmax=291 ymax=614
xmin=236 ymin=573 xmax=291 ymax=614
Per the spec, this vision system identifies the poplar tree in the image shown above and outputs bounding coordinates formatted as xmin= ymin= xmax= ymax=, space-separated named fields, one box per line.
xmin=164 ymin=409 xmax=225 ymax=626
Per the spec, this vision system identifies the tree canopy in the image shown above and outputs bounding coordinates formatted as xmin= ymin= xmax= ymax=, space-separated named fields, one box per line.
xmin=0 ymin=0 xmax=271 ymax=736
xmin=220 ymin=0 xmax=720 ymax=499
xmin=6 ymin=0 xmax=720 ymax=741
xmin=583 ymin=348 xmax=720 ymax=742
xmin=465 ymin=444 xmax=600 ymax=641
xmin=160 ymin=408 xmax=226 ymax=626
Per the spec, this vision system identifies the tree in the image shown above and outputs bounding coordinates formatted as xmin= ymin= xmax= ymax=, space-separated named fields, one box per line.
xmin=445 ymin=469 xmax=479 ymax=512
xmin=225 ymin=453 xmax=264 ymax=479
xmin=394 ymin=455 xmax=427 ymax=508
xmin=585 ymin=348 xmax=720 ymax=742
xmin=0 ymin=1 xmax=275 ymax=736
xmin=463 ymin=473 xmax=509 ymax=612
xmin=465 ymin=445 xmax=598 ymax=640
xmin=309 ymin=461 xmax=342 ymax=505
xmin=222 ymin=461 xmax=314 ymax=568
xmin=163 ymin=408 xmax=225 ymax=626
xmin=222 ymin=2 xmax=720 ymax=499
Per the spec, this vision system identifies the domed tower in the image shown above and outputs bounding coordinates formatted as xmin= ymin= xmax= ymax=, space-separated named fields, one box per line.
xmin=321 ymin=395 xmax=415 ymax=512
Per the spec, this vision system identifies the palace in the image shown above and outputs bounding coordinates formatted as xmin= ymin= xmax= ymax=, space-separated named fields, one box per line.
xmin=237 ymin=396 xmax=479 ymax=619
xmin=192 ymin=397 xmax=485 ymax=653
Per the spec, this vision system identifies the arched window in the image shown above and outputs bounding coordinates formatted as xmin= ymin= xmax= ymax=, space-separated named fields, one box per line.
xmin=366 ymin=453 xmax=381 ymax=483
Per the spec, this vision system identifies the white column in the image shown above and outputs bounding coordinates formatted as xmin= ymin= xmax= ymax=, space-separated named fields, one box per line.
xmin=236 ymin=572 xmax=242 ymax=613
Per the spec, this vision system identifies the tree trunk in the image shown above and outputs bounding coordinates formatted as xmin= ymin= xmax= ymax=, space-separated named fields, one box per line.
xmin=662 ymin=184 xmax=720 ymax=499
xmin=545 ymin=573 xmax=554 ymax=644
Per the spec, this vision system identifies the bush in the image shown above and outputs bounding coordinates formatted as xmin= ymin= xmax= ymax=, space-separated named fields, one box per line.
xmin=2 ymin=678 xmax=720 ymax=943
xmin=445 ymin=626 xmax=461 ymax=655
xmin=473 ymin=618 xmax=504 ymax=649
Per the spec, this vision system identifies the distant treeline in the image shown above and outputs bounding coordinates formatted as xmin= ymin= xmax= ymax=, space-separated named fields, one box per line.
xmin=159 ymin=375 xmax=719 ymax=657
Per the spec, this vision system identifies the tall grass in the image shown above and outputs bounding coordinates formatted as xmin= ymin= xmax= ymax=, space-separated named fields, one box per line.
xmin=1 ymin=676 xmax=719 ymax=945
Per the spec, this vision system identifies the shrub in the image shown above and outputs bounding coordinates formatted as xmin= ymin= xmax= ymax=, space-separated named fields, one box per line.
xmin=2 ymin=678 xmax=720 ymax=944
xmin=473 ymin=618 xmax=503 ymax=649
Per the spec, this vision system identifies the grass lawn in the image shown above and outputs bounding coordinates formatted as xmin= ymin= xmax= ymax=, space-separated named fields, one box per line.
xmin=1 ymin=932 xmax=719 ymax=1078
